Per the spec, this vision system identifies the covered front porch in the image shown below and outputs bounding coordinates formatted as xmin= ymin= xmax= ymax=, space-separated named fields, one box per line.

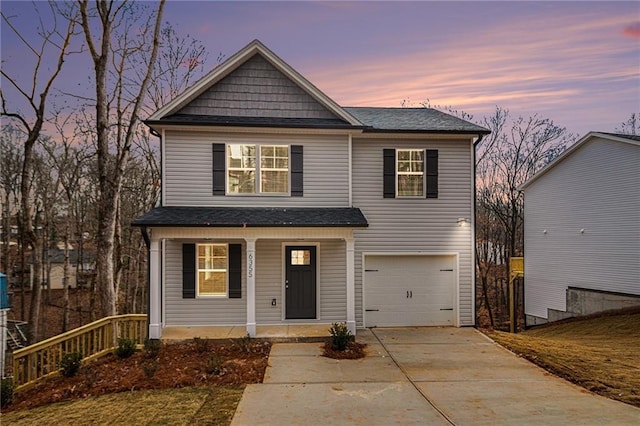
xmin=133 ymin=206 xmax=368 ymax=340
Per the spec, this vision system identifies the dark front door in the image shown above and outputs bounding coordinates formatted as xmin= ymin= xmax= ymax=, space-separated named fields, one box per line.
xmin=285 ymin=246 xmax=317 ymax=319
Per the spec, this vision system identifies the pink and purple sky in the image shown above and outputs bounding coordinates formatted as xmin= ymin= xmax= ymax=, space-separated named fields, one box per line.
xmin=2 ymin=1 xmax=639 ymax=137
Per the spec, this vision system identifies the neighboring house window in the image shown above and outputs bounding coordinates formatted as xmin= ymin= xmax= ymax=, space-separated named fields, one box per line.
xmin=226 ymin=144 xmax=289 ymax=194
xmin=197 ymin=244 xmax=228 ymax=297
xmin=397 ymin=149 xmax=424 ymax=197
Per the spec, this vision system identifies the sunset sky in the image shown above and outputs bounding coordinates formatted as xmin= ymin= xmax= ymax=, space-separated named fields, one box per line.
xmin=1 ymin=1 xmax=639 ymax=137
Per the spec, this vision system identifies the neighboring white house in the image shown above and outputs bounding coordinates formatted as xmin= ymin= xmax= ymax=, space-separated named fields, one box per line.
xmin=520 ymin=132 xmax=640 ymax=325
xmin=133 ymin=40 xmax=489 ymax=339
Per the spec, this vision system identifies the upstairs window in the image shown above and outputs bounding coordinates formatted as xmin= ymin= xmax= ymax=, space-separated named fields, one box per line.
xmin=227 ymin=144 xmax=289 ymax=194
xmin=397 ymin=149 xmax=424 ymax=197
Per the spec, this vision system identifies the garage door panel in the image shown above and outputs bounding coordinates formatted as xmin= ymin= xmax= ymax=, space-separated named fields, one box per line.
xmin=364 ymin=255 xmax=456 ymax=327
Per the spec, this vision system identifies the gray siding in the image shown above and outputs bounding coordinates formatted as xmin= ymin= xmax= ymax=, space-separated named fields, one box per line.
xmin=177 ymin=54 xmax=338 ymax=119
xmin=165 ymin=239 xmax=347 ymax=326
xmin=164 ymin=240 xmax=246 ymax=326
xmin=523 ymin=138 xmax=640 ymax=319
xmin=164 ymin=132 xmax=350 ymax=207
xmin=352 ymin=137 xmax=475 ymax=326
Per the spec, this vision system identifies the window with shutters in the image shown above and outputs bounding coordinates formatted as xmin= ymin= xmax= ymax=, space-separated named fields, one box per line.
xmin=397 ymin=149 xmax=424 ymax=197
xmin=197 ymin=244 xmax=228 ymax=297
xmin=227 ymin=144 xmax=289 ymax=194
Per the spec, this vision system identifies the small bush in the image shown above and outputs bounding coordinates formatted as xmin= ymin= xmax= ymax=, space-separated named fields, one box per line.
xmin=114 ymin=338 xmax=137 ymax=358
xmin=193 ymin=337 xmax=210 ymax=353
xmin=205 ymin=354 xmax=223 ymax=375
xmin=143 ymin=338 xmax=161 ymax=358
xmin=142 ymin=360 xmax=159 ymax=379
xmin=329 ymin=322 xmax=354 ymax=351
xmin=232 ymin=334 xmax=252 ymax=353
xmin=1 ymin=377 xmax=13 ymax=408
xmin=60 ymin=352 xmax=82 ymax=377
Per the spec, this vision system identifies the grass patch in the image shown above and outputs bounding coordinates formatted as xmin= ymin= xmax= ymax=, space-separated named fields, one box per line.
xmin=2 ymin=386 xmax=245 ymax=425
xmin=484 ymin=309 xmax=640 ymax=407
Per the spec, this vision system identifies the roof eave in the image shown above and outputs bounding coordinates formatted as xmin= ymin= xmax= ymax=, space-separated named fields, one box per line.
xmin=144 ymin=119 xmax=365 ymax=131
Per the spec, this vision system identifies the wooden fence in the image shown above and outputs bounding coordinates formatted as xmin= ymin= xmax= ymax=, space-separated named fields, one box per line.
xmin=12 ymin=314 xmax=147 ymax=391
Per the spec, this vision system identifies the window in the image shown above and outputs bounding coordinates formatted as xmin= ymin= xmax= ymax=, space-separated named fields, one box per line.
xmin=290 ymin=249 xmax=311 ymax=265
xmin=227 ymin=144 xmax=289 ymax=194
xmin=197 ymin=244 xmax=228 ymax=297
xmin=397 ymin=149 xmax=424 ymax=197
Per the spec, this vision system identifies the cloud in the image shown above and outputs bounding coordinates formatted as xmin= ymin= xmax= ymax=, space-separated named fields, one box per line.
xmin=622 ymin=22 xmax=640 ymax=39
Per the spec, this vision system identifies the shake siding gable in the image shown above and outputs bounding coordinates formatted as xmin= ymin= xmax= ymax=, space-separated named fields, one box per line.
xmin=523 ymin=138 xmax=640 ymax=319
xmin=176 ymin=54 xmax=339 ymax=120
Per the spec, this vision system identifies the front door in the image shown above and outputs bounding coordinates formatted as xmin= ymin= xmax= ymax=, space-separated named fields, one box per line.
xmin=285 ymin=246 xmax=317 ymax=319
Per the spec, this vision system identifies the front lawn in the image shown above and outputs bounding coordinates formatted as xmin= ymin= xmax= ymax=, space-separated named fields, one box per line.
xmin=484 ymin=308 xmax=640 ymax=407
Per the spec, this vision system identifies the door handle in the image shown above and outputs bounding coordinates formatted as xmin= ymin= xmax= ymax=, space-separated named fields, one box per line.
xmin=410 ymin=290 xmax=413 ymax=298
xmin=406 ymin=290 xmax=409 ymax=298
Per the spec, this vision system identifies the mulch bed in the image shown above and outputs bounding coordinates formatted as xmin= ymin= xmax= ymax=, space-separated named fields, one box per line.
xmin=6 ymin=339 xmax=271 ymax=412
xmin=322 ymin=340 xmax=367 ymax=359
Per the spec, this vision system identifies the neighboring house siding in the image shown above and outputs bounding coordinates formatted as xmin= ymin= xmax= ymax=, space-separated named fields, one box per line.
xmin=164 ymin=240 xmax=246 ymax=326
xmin=176 ymin=55 xmax=338 ymax=120
xmin=164 ymin=131 xmax=350 ymax=207
xmin=524 ymin=138 xmax=640 ymax=319
xmin=352 ymin=137 xmax=475 ymax=326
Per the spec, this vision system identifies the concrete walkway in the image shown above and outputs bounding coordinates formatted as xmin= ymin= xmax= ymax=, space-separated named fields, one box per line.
xmin=231 ymin=327 xmax=640 ymax=425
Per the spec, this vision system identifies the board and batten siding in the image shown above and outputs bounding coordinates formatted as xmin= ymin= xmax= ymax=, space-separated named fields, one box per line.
xmin=164 ymin=131 xmax=350 ymax=207
xmin=523 ymin=138 xmax=640 ymax=319
xmin=164 ymin=240 xmax=247 ymax=326
xmin=176 ymin=54 xmax=337 ymax=120
xmin=351 ymin=137 xmax=475 ymax=326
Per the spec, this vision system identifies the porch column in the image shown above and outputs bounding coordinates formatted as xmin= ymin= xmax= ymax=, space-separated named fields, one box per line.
xmin=245 ymin=238 xmax=257 ymax=337
xmin=345 ymin=237 xmax=356 ymax=335
xmin=149 ymin=238 xmax=162 ymax=339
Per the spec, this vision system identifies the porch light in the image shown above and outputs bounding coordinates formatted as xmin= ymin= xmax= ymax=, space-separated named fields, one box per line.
xmin=457 ymin=218 xmax=468 ymax=227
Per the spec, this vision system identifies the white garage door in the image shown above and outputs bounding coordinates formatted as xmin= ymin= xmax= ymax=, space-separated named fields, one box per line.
xmin=364 ymin=255 xmax=456 ymax=327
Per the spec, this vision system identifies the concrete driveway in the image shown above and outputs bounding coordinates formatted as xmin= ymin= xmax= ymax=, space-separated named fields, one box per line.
xmin=231 ymin=327 xmax=640 ymax=425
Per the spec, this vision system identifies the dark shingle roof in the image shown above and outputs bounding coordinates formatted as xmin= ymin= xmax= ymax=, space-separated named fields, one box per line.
xmin=344 ymin=107 xmax=490 ymax=134
xmin=599 ymin=132 xmax=640 ymax=142
xmin=147 ymin=114 xmax=358 ymax=129
xmin=132 ymin=207 xmax=368 ymax=228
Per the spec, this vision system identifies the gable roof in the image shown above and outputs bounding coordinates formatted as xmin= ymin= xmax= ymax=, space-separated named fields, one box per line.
xmin=345 ymin=107 xmax=490 ymax=134
xmin=519 ymin=132 xmax=640 ymax=191
xmin=148 ymin=39 xmax=362 ymax=126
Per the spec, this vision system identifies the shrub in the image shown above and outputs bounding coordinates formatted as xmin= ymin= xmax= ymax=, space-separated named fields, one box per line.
xmin=142 ymin=360 xmax=159 ymax=379
xmin=1 ymin=377 xmax=13 ymax=408
xmin=60 ymin=352 xmax=83 ymax=377
xmin=114 ymin=338 xmax=137 ymax=358
xmin=143 ymin=338 xmax=161 ymax=358
xmin=205 ymin=354 xmax=223 ymax=375
xmin=193 ymin=337 xmax=210 ymax=353
xmin=232 ymin=333 xmax=252 ymax=353
xmin=329 ymin=322 xmax=354 ymax=351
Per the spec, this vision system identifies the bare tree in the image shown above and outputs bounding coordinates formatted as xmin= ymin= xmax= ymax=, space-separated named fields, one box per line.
xmin=0 ymin=3 xmax=76 ymax=342
xmin=78 ymin=0 xmax=165 ymax=317
xmin=615 ymin=113 xmax=639 ymax=136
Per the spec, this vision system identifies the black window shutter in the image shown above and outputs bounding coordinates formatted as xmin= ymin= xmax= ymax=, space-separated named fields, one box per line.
xmin=228 ymin=244 xmax=242 ymax=298
xmin=291 ymin=145 xmax=304 ymax=197
xmin=383 ymin=149 xmax=396 ymax=198
xmin=212 ymin=143 xmax=226 ymax=195
xmin=182 ymin=243 xmax=196 ymax=299
xmin=426 ymin=149 xmax=438 ymax=199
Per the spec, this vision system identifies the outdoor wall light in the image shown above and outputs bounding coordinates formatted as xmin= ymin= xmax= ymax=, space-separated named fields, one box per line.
xmin=457 ymin=218 xmax=468 ymax=227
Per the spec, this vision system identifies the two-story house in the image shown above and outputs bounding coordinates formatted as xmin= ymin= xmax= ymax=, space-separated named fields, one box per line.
xmin=133 ymin=40 xmax=489 ymax=339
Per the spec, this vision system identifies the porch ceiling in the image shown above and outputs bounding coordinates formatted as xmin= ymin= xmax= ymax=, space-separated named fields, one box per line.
xmin=132 ymin=206 xmax=368 ymax=228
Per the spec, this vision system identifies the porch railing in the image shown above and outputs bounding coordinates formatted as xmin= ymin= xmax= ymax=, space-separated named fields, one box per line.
xmin=12 ymin=314 xmax=147 ymax=391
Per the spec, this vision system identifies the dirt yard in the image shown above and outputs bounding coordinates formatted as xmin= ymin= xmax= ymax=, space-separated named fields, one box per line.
xmin=485 ymin=307 xmax=640 ymax=407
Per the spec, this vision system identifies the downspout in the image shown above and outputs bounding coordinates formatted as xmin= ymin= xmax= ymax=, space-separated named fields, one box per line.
xmin=348 ymin=133 xmax=353 ymax=206
xmin=472 ymin=134 xmax=484 ymax=327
